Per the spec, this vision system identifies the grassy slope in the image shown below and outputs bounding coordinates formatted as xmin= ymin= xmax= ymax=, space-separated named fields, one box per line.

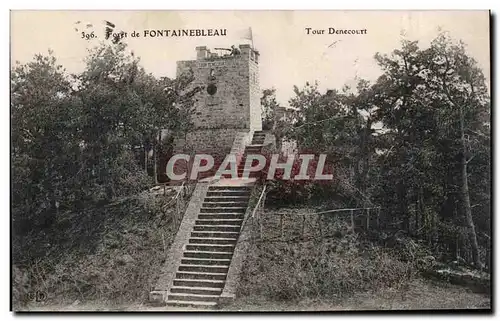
xmin=14 ymin=202 xmax=490 ymax=311
xmin=225 ymin=207 xmax=491 ymax=311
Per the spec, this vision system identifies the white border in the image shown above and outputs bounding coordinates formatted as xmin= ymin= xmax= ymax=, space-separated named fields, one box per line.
xmin=2 ymin=1 xmax=497 ymax=320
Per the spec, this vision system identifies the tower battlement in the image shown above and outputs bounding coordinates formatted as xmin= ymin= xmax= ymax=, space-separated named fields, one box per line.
xmin=194 ymin=44 xmax=259 ymax=63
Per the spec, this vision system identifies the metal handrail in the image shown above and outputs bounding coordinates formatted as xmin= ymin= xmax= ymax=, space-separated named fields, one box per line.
xmin=265 ymin=206 xmax=381 ymax=216
xmin=173 ymin=181 xmax=186 ymax=200
xmin=252 ymin=185 xmax=267 ymax=218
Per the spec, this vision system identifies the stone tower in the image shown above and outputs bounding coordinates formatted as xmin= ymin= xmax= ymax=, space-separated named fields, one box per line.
xmin=177 ymin=44 xmax=261 ymax=130
xmin=172 ymin=44 xmax=262 ymax=178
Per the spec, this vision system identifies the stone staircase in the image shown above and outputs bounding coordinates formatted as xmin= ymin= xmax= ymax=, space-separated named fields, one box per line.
xmin=236 ymin=131 xmax=266 ymax=179
xmin=166 ymin=185 xmax=250 ymax=307
xmin=165 ymin=131 xmax=266 ymax=308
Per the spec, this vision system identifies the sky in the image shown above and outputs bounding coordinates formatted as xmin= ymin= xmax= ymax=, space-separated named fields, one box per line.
xmin=10 ymin=10 xmax=490 ymax=105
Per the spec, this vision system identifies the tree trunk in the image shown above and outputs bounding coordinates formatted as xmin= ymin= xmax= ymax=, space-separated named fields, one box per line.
xmin=415 ymin=193 xmax=420 ymax=238
xmin=360 ymin=118 xmax=372 ymax=207
xmin=144 ymin=144 xmax=148 ymax=172
xmin=398 ymin=181 xmax=409 ymax=231
xmin=153 ymin=139 xmax=158 ymax=185
xmin=459 ymin=103 xmax=480 ymax=267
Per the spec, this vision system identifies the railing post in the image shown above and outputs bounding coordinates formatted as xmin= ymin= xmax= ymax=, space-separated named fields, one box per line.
xmin=280 ymin=214 xmax=284 ymax=240
xmin=366 ymin=208 xmax=370 ymax=230
xmin=301 ymin=215 xmax=306 ymax=239
xmin=350 ymin=209 xmax=355 ymax=233
xmin=318 ymin=214 xmax=323 ymax=237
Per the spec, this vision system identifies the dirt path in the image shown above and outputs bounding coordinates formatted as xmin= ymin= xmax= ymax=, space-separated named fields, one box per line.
xmin=223 ymin=278 xmax=491 ymax=311
xmin=21 ymin=278 xmax=490 ymax=312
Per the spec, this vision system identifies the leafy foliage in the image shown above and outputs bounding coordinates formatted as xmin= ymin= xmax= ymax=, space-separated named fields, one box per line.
xmin=11 ymin=43 xmax=196 ymax=249
xmin=274 ymin=33 xmax=490 ymax=268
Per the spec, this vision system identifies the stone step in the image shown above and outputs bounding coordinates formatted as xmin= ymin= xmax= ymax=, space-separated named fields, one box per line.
xmin=170 ymin=285 xmax=223 ymax=296
xmin=235 ymin=171 xmax=261 ymax=176
xmin=241 ymin=151 xmax=263 ymax=155
xmin=166 ymin=299 xmax=217 ymax=308
xmin=236 ymin=162 xmax=259 ymax=168
xmin=237 ymin=167 xmax=262 ymax=171
xmin=189 ymin=237 xmax=238 ymax=245
xmin=175 ymin=271 xmax=227 ymax=281
xmin=238 ymin=159 xmax=262 ymax=165
xmin=235 ymin=172 xmax=260 ymax=177
xmin=173 ymin=278 xmax=225 ymax=288
xmin=198 ymin=213 xmax=244 ymax=220
xmin=203 ymin=196 xmax=249 ymax=202
xmin=195 ymin=219 xmax=243 ymax=226
xmin=202 ymin=202 xmax=248 ymax=208
xmin=168 ymin=293 xmax=220 ymax=303
xmin=208 ymin=186 xmax=251 ymax=191
xmin=178 ymin=264 xmax=229 ymax=274
xmin=239 ymin=160 xmax=263 ymax=166
xmin=183 ymin=251 xmax=233 ymax=259
xmin=206 ymin=191 xmax=250 ymax=197
xmin=193 ymin=225 xmax=241 ymax=232
xmin=242 ymin=154 xmax=262 ymax=158
xmin=220 ymin=174 xmax=242 ymax=179
xmin=240 ymin=161 xmax=262 ymax=166
xmin=186 ymin=244 xmax=235 ymax=252
xmin=191 ymin=231 xmax=239 ymax=239
xmin=200 ymin=207 xmax=246 ymax=213
xmin=181 ymin=258 xmax=231 ymax=266
xmin=238 ymin=163 xmax=262 ymax=169
xmin=241 ymin=153 xmax=263 ymax=157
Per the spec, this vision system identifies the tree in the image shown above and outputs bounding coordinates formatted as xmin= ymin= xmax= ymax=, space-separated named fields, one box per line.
xmin=423 ymin=33 xmax=490 ymax=267
xmin=261 ymin=88 xmax=279 ymax=130
xmin=11 ymin=43 xmax=199 ymax=234
xmin=277 ymin=33 xmax=490 ymax=268
xmin=371 ymin=33 xmax=489 ymax=266
xmin=75 ymin=43 xmax=198 ymax=186
xmin=11 ymin=51 xmax=78 ymax=230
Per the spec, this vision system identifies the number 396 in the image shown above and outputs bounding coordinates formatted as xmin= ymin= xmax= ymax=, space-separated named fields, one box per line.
xmin=81 ymin=32 xmax=95 ymax=40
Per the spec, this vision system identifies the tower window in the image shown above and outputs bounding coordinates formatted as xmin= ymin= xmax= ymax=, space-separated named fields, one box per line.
xmin=207 ymin=84 xmax=217 ymax=96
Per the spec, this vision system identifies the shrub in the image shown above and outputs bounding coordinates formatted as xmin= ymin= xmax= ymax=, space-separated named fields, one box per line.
xmin=238 ymin=228 xmax=416 ymax=302
xmin=12 ymin=192 xmax=178 ymax=309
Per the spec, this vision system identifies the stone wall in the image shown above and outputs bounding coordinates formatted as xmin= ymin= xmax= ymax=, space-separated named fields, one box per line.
xmin=171 ymin=128 xmax=245 ymax=180
xmin=176 ymin=44 xmax=262 ymax=131
xmin=169 ymin=44 xmax=263 ymax=181
xmin=248 ymin=52 xmax=262 ymax=131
